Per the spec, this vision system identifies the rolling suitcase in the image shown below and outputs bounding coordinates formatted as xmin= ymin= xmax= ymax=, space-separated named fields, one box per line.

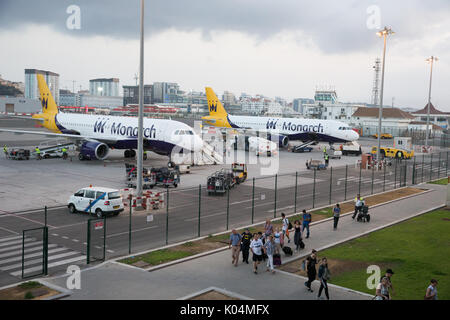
xmin=273 ymin=254 xmax=282 ymax=266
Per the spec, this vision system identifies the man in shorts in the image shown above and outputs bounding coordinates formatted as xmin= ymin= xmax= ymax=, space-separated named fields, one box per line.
xmin=250 ymin=233 xmax=264 ymax=274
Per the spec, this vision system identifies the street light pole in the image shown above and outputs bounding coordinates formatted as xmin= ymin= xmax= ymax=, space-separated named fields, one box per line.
xmin=425 ymin=56 xmax=438 ymax=148
xmin=376 ymin=27 xmax=394 ymax=164
xmin=137 ymin=0 xmax=145 ymax=197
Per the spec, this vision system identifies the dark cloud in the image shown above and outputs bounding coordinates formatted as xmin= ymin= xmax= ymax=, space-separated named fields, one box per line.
xmin=0 ymin=0 xmax=449 ymax=53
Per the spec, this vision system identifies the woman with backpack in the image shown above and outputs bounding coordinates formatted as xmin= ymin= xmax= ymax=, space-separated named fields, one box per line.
xmin=317 ymin=257 xmax=331 ymax=300
xmin=293 ymin=220 xmax=303 ymax=252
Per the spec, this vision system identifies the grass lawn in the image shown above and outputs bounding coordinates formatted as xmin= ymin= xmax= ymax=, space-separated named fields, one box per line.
xmin=428 ymin=178 xmax=449 ymax=185
xmin=318 ymin=209 xmax=450 ymax=300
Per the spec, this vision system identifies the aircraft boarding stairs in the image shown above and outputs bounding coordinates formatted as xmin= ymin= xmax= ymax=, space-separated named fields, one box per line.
xmin=172 ymin=141 xmax=224 ymax=166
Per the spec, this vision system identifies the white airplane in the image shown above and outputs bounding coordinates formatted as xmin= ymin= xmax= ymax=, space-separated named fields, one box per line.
xmin=0 ymin=74 xmax=203 ymax=163
xmin=202 ymin=87 xmax=359 ymax=147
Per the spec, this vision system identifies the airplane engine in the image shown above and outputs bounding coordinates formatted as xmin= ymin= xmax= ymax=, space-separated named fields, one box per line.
xmin=79 ymin=141 xmax=110 ymax=160
xmin=267 ymin=134 xmax=289 ymax=148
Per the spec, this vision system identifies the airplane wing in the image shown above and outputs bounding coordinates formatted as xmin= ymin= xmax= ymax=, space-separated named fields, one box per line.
xmin=0 ymin=128 xmax=118 ymax=145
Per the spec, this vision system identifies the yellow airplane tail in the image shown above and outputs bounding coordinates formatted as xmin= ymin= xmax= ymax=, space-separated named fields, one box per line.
xmin=36 ymin=74 xmax=58 ymax=115
xmin=205 ymin=87 xmax=228 ymax=117
xmin=32 ymin=74 xmax=60 ymax=132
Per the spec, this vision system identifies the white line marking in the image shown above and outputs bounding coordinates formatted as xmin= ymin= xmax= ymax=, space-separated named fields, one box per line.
xmin=0 ymin=241 xmax=43 ymax=253
xmin=11 ymin=255 xmax=86 ymax=277
xmin=0 ymin=244 xmax=57 ymax=259
xmin=1 ymin=251 xmax=79 ymax=271
xmin=0 ymin=236 xmax=22 ymax=243
xmin=0 ymin=238 xmax=33 ymax=248
xmin=72 ymin=239 xmax=79 ymax=243
xmin=0 ymin=247 xmax=67 ymax=265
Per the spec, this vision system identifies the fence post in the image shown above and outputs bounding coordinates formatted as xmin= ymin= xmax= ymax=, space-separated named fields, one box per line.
xmin=43 ymin=227 xmax=48 ymax=275
xmin=412 ymin=156 xmax=416 ymax=185
xmin=438 ymin=152 xmax=441 ymax=178
xmin=294 ymin=172 xmax=298 ymax=213
xmin=226 ymin=188 xmax=230 ymax=230
xmin=87 ymin=220 xmax=91 ymax=264
xmin=44 ymin=206 xmax=47 ymax=227
xmin=329 ymin=167 xmax=333 ymax=205
xmin=371 ymin=164 xmax=374 ymax=194
xmin=198 ymin=184 xmax=201 ymax=238
xmin=21 ymin=230 xmax=25 ymax=278
xmin=251 ymin=178 xmax=255 ymax=224
xmin=383 ymin=162 xmax=386 ymax=192
xmin=103 ymin=217 xmax=106 ymax=261
xmin=312 ymin=169 xmax=316 ymax=208
xmin=165 ymin=188 xmax=169 ymax=245
xmin=274 ymin=174 xmax=278 ymax=219
xmin=422 ymin=153 xmax=425 ymax=183
xmin=394 ymin=160 xmax=397 ymax=189
xmin=128 ymin=198 xmax=132 ymax=254
xmin=344 ymin=165 xmax=348 ymax=201
xmin=358 ymin=161 xmax=362 ymax=194
xmin=447 ymin=151 xmax=449 ymax=176
xmin=430 ymin=153 xmax=433 ymax=181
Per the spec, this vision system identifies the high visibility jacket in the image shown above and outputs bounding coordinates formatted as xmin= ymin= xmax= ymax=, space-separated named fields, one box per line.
xmin=62 ymin=148 xmax=67 ymax=153
xmin=355 ymin=197 xmax=364 ymax=206
xmin=324 ymin=154 xmax=329 ymax=160
xmin=35 ymin=148 xmax=41 ymax=154
xmin=3 ymin=146 xmax=7 ymax=152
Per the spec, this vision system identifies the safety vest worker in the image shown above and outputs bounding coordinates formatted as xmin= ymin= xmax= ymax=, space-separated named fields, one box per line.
xmin=62 ymin=147 xmax=68 ymax=153
xmin=323 ymin=146 xmax=327 ymax=153
xmin=3 ymin=145 xmax=7 ymax=153
xmin=352 ymin=195 xmax=365 ymax=219
xmin=35 ymin=147 xmax=41 ymax=154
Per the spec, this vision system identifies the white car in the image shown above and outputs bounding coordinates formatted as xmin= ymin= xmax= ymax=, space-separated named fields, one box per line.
xmin=68 ymin=187 xmax=124 ymax=218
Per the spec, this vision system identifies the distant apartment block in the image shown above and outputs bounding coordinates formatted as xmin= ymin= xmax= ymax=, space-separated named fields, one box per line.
xmin=25 ymin=69 xmax=59 ymax=104
xmin=123 ymin=85 xmax=153 ymax=105
xmin=89 ymin=78 xmax=120 ymax=96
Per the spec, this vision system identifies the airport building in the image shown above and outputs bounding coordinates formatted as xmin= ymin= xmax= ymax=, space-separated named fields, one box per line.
xmin=302 ymin=89 xmax=363 ymax=122
xmin=152 ymin=82 xmax=182 ymax=103
xmin=293 ymin=98 xmax=315 ymax=113
xmin=411 ymin=103 xmax=449 ymax=129
xmin=123 ymin=85 xmax=153 ymax=105
xmin=0 ymin=96 xmax=40 ymax=114
xmin=89 ymin=78 xmax=120 ymax=97
xmin=25 ymin=69 xmax=59 ymax=104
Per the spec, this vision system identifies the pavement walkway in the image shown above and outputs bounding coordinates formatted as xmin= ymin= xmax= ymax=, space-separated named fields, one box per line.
xmin=42 ymin=183 xmax=447 ymax=300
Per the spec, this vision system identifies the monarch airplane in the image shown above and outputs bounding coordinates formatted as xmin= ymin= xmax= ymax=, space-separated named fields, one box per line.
xmin=0 ymin=75 xmax=203 ymax=162
xmin=202 ymin=87 xmax=359 ymax=148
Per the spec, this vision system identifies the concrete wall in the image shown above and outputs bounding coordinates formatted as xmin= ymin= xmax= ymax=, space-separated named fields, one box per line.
xmin=0 ymin=97 xmax=41 ymax=114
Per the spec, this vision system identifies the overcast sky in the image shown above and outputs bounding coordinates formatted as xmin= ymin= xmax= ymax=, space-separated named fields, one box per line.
xmin=0 ymin=0 xmax=449 ymax=110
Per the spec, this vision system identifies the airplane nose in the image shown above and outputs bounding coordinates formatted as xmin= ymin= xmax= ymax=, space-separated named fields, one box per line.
xmin=352 ymin=130 xmax=360 ymax=141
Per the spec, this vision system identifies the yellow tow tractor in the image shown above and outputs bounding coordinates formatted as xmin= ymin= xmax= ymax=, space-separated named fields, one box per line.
xmin=371 ymin=146 xmax=414 ymax=160
xmin=231 ymin=163 xmax=248 ymax=184
xmin=372 ymin=133 xmax=393 ymax=139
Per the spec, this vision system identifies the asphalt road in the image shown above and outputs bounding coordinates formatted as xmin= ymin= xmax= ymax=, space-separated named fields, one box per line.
xmin=0 ymin=153 xmax=447 ymax=286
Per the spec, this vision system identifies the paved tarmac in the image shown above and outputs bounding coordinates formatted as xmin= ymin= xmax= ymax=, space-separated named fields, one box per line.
xmin=0 ymin=115 xmax=448 ymax=287
xmin=41 ymin=183 xmax=447 ymax=300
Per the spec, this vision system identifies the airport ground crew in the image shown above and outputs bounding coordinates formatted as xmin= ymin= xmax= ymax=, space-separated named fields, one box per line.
xmin=61 ymin=147 xmax=68 ymax=159
xmin=352 ymin=194 xmax=365 ymax=219
xmin=35 ymin=147 xmax=41 ymax=160
xmin=143 ymin=150 xmax=148 ymax=160
xmin=324 ymin=153 xmax=329 ymax=166
xmin=3 ymin=145 xmax=7 ymax=158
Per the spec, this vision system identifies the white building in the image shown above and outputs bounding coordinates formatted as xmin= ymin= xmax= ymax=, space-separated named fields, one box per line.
xmin=411 ymin=103 xmax=449 ymax=130
xmin=303 ymin=90 xmax=362 ymax=122
xmin=25 ymin=69 xmax=59 ymax=104
xmin=89 ymin=78 xmax=120 ymax=97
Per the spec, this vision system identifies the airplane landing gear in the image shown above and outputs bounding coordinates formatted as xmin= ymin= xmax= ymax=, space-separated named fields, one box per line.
xmin=124 ymin=149 xmax=136 ymax=158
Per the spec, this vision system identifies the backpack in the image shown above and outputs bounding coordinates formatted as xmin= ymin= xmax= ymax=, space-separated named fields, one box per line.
xmin=282 ymin=246 xmax=293 ymax=256
xmin=288 ymin=220 xmax=293 ymax=230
